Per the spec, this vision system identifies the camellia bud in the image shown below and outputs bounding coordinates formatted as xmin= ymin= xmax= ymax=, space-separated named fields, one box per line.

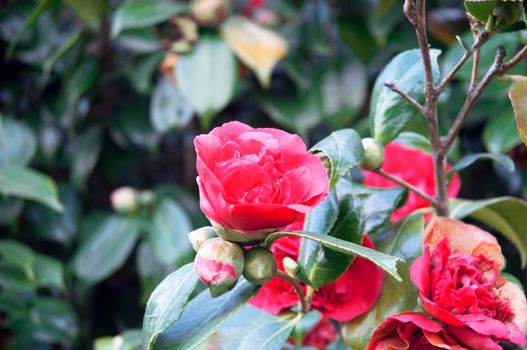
xmin=283 ymin=257 xmax=300 ymax=278
xmin=359 ymin=138 xmax=384 ymax=171
xmin=188 ymin=226 xmax=217 ymax=251
xmin=194 ymin=238 xmax=244 ymax=297
xmin=191 ymin=0 xmax=230 ymax=27
xmin=110 ymin=187 xmax=138 ymax=214
xmin=242 ymin=247 xmax=277 ymax=285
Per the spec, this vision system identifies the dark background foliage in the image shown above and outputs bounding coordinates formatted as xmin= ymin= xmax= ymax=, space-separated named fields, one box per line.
xmin=0 ymin=0 xmax=526 ymax=349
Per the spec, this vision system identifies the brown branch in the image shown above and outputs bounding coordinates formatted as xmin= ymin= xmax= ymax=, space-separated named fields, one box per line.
xmin=276 ymin=271 xmax=309 ymax=314
xmin=469 ymin=14 xmax=481 ymax=90
xmin=384 ymin=81 xmax=425 ymax=114
xmin=502 ymin=45 xmax=527 ymax=72
xmin=373 ymin=169 xmax=436 ymax=205
xmin=442 ymin=46 xmax=507 ymax=152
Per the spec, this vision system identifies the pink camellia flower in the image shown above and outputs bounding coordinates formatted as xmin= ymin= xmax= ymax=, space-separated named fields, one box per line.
xmin=249 ymin=232 xmax=384 ymax=323
xmin=409 ymin=217 xmax=527 ymax=347
xmin=194 ymin=121 xmax=328 ymax=241
xmin=194 ymin=238 xmax=245 ymax=297
xmin=366 ymin=312 xmax=500 ymax=349
xmin=363 ymin=142 xmax=461 ymax=221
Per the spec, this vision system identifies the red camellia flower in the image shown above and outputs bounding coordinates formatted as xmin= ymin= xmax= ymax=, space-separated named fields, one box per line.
xmin=363 ymin=142 xmax=461 ymax=221
xmin=409 ymin=217 xmax=527 ymax=347
xmin=249 ymin=232 xmax=384 ymax=323
xmin=194 ymin=121 xmax=328 ymax=240
xmin=292 ymin=317 xmax=337 ymax=350
xmin=366 ymin=312 xmax=502 ymax=349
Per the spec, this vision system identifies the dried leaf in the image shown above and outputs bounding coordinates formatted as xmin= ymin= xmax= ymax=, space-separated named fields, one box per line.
xmin=507 ymin=75 xmax=527 ymax=146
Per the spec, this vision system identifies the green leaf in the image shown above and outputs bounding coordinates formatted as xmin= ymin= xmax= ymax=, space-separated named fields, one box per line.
xmin=450 ymin=197 xmax=527 ymax=267
xmin=268 ymin=231 xmax=403 ymax=281
xmin=291 ymin=310 xmax=322 ymax=346
xmin=221 ymin=310 xmax=300 ymax=350
xmin=94 ymin=330 xmax=143 ymax=350
xmin=0 ymin=117 xmax=37 ymax=165
xmin=336 ymin=180 xmax=406 ymax=233
xmin=148 ymin=199 xmax=193 ymax=265
xmin=221 ymin=16 xmax=288 ymax=88
xmin=483 ymin=103 xmax=522 ymax=153
xmin=448 ymin=152 xmax=515 ymax=174
xmin=298 ymin=194 xmax=365 ymax=289
xmin=72 ymin=215 xmax=141 ymax=282
xmin=111 ymin=0 xmax=187 ymax=37
xmin=155 ymin=279 xmax=259 ymax=350
xmin=464 ymin=0 xmax=498 ymax=23
xmin=33 ymin=254 xmax=65 ymax=291
xmin=310 ymin=129 xmax=364 ymax=189
xmin=5 ymin=0 xmax=54 ymax=58
xmin=63 ymin=56 xmax=99 ymax=112
xmin=63 ymin=0 xmax=104 ymax=28
xmin=174 ymin=38 xmax=238 ymax=129
xmin=370 ymin=49 xmax=441 ymax=144
xmin=0 ymin=240 xmax=34 ymax=281
xmin=507 ymin=75 xmax=527 ymax=147
xmin=394 ymin=131 xmax=431 ymax=154
xmin=150 ymin=77 xmax=194 ymax=133
xmin=343 ymin=215 xmax=424 ymax=349
xmin=0 ymin=165 xmax=62 ymax=212
xmin=70 ymin=127 xmax=102 ymax=190
xmin=143 ymin=263 xmax=200 ymax=350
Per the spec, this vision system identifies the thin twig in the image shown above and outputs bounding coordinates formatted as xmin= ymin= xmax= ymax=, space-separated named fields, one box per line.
xmin=373 ymin=169 xmax=436 ymax=205
xmin=276 ymin=271 xmax=309 ymax=314
xmin=469 ymin=14 xmax=481 ymax=90
xmin=437 ymin=31 xmax=490 ymax=94
xmin=384 ymin=81 xmax=425 ymax=114
xmin=442 ymin=46 xmax=507 ymax=152
xmin=502 ymin=44 xmax=527 ymax=72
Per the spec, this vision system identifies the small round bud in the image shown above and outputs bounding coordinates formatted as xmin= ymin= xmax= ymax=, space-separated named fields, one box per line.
xmin=359 ymin=138 xmax=384 ymax=171
xmin=110 ymin=187 xmax=138 ymax=214
xmin=188 ymin=226 xmax=217 ymax=251
xmin=212 ymin=222 xmax=274 ymax=244
xmin=137 ymin=190 xmax=156 ymax=207
xmin=194 ymin=238 xmax=244 ymax=297
xmin=242 ymin=247 xmax=277 ymax=285
xmin=191 ymin=0 xmax=230 ymax=27
xmin=282 ymin=257 xmax=300 ymax=278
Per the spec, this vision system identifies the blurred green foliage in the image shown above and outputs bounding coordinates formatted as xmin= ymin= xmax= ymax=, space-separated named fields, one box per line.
xmin=0 ymin=0 xmax=526 ymax=349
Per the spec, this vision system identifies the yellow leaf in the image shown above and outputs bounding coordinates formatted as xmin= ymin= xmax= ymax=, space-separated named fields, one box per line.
xmin=221 ymin=16 xmax=288 ymax=88
xmin=508 ymin=75 xmax=527 ymax=146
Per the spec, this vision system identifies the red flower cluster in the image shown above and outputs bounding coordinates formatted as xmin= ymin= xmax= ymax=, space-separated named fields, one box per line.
xmin=367 ymin=217 xmax=527 ymax=349
xmin=194 ymin=121 xmax=328 ymax=234
xmin=249 ymin=233 xmax=384 ymax=323
xmin=363 ymin=142 xmax=461 ymax=221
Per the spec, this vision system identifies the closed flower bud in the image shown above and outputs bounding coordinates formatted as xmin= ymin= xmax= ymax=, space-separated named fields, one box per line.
xmin=243 ymin=247 xmax=277 ymax=285
xmin=110 ymin=187 xmax=138 ymax=214
xmin=359 ymin=138 xmax=384 ymax=171
xmin=188 ymin=226 xmax=217 ymax=251
xmin=194 ymin=238 xmax=244 ymax=297
xmin=191 ymin=0 xmax=230 ymax=27
xmin=282 ymin=257 xmax=300 ymax=277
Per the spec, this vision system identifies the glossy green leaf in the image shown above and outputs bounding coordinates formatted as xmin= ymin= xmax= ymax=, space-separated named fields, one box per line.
xmin=448 ymin=152 xmax=515 ymax=174
xmin=336 ymin=180 xmax=406 ymax=233
xmin=394 ymin=131 xmax=431 ymax=154
xmin=269 ymin=231 xmax=403 ymax=281
xmin=63 ymin=0 xmax=104 ymax=28
xmin=155 ymin=279 xmax=259 ymax=350
xmin=483 ymin=103 xmax=522 ymax=153
xmin=370 ymin=49 xmax=441 ymax=144
xmin=63 ymin=56 xmax=99 ymax=111
xmin=0 ymin=117 xmax=37 ymax=165
xmin=507 ymin=75 xmax=527 ymax=147
xmin=464 ymin=0 xmax=498 ymax=22
xmin=111 ymin=0 xmax=186 ymax=37
xmin=0 ymin=240 xmax=34 ymax=280
xmin=0 ymin=165 xmax=62 ymax=212
xmin=72 ymin=215 xmax=141 ymax=282
xmin=450 ymin=197 xmax=527 ymax=267
xmin=70 ymin=127 xmax=102 ymax=190
xmin=150 ymin=77 xmax=194 ymax=133
xmin=310 ymin=129 xmax=364 ymax=189
xmin=148 ymin=199 xmax=193 ymax=266
xmin=298 ymin=194 xmax=365 ymax=289
xmin=175 ymin=38 xmax=238 ymax=130
xmin=33 ymin=254 xmax=64 ymax=291
xmin=143 ymin=263 xmax=200 ymax=350
xmin=343 ymin=215 xmax=424 ymax=349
